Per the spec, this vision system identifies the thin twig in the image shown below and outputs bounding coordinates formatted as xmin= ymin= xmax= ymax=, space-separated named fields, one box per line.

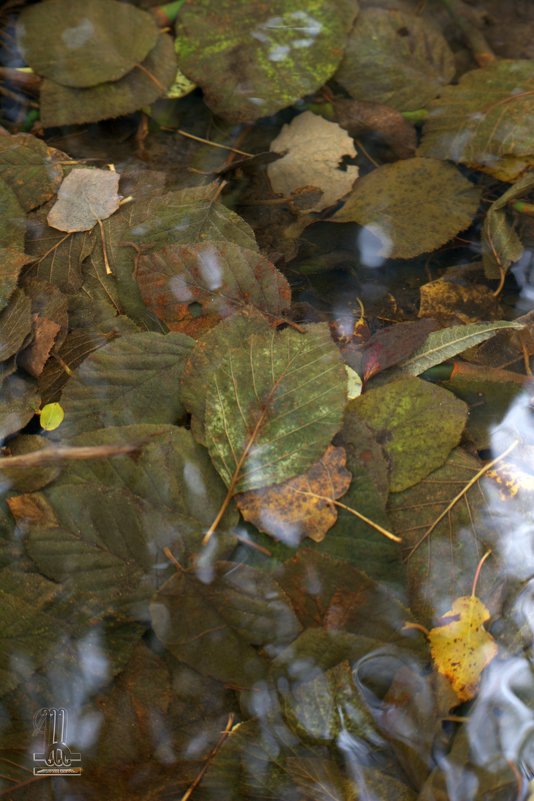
xmin=405 ymin=440 xmax=520 ymax=559
xmin=0 ymin=443 xmax=144 ymax=470
xmin=161 ymin=126 xmax=254 ymax=157
xmin=180 ymin=714 xmax=236 ymax=801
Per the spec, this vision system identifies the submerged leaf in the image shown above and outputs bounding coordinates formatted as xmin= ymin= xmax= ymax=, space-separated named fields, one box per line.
xmin=17 ymin=0 xmax=158 ymax=87
xmin=0 ymin=289 xmax=32 ymax=362
xmin=236 ymin=445 xmax=351 ymax=545
xmin=205 ymin=324 xmax=347 ymax=492
xmin=482 ymin=172 xmax=534 ymax=279
xmin=175 ymin=0 xmax=359 ymax=122
xmin=0 ymin=178 xmax=26 ymax=253
xmin=335 ymin=9 xmax=455 ymax=111
xmin=136 ymin=241 xmax=291 ymax=336
xmin=40 ymin=33 xmax=177 ymax=127
xmin=0 ymin=133 xmax=63 ymax=212
xmin=332 ymin=158 xmax=480 ymax=259
xmin=428 ymin=595 xmax=498 ymax=702
xmin=48 ymin=168 xmax=121 ymax=232
xmin=418 ymin=60 xmax=534 ymax=181
xmin=268 ymin=111 xmax=359 ymax=212
xmin=349 ymin=377 xmax=467 ymax=492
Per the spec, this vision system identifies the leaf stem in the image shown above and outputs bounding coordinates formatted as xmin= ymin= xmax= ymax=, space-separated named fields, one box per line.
xmin=180 ymin=714 xmax=236 ymax=801
xmin=405 ymin=439 xmax=520 ymax=559
xmin=471 ymin=549 xmax=492 ymax=597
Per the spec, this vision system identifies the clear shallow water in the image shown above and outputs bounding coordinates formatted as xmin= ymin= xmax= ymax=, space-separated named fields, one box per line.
xmin=0 ymin=1 xmax=534 ymax=800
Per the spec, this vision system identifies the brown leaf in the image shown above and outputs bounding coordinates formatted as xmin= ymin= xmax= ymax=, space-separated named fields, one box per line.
xmin=419 ymin=278 xmax=501 ymax=324
xmin=47 ymin=168 xmax=121 ymax=232
xmin=236 ymin=445 xmax=351 ymax=544
xmin=333 ymin=97 xmax=417 ymax=160
xmin=343 ymin=319 xmax=439 ymax=380
xmin=18 ymin=315 xmax=61 ymax=378
xmin=7 ymin=492 xmax=58 ymax=527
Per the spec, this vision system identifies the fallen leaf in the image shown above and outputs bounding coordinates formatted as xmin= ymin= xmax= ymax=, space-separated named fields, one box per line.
xmin=18 ymin=316 xmax=61 ymax=378
xmin=175 ymin=0 xmax=359 ymax=122
xmin=427 ymin=595 xmax=498 ymax=702
xmin=0 ymin=249 xmax=32 ymax=312
xmin=0 ymin=177 xmax=26 ymax=252
xmin=47 ymin=168 xmax=120 ymax=232
xmin=333 ymin=97 xmax=417 ymax=160
xmin=418 ymin=279 xmax=501 ymax=324
xmin=40 ymin=33 xmax=177 ymax=127
xmin=418 ymin=60 xmax=534 ymax=182
xmin=236 ymin=445 xmax=351 ymax=544
xmin=334 ymin=9 xmax=455 ymax=111
xmin=482 ymin=172 xmax=534 ymax=279
xmin=332 ymin=158 xmax=480 ymax=259
xmin=0 ymin=133 xmax=63 ymax=211
xmin=39 ymin=402 xmax=64 ymax=431
xmin=135 ymin=241 xmax=291 ymax=336
xmin=268 ymin=111 xmax=359 ymax=212
xmin=17 ymin=0 xmax=159 ymax=87
xmin=0 ymin=289 xmax=32 ymax=362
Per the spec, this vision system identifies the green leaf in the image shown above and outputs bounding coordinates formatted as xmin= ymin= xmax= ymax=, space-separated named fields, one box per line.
xmin=335 ymin=9 xmax=454 ymax=111
xmin=57 ymin=332 xmax=194 ymax=439
xmin=175 ymin=0 xmax=359 ymax=122
xmin=482 ymin=172 xmax=534 ymax=279
xmin=205 ymin=324 xmax=347 ymax=492
xmin=0 ymin=178 xmax=26 ymax=252
xmin=40 ymin=33 xmax=177 ymax=127
xmin=332 ymin=158 xmax=480 ymax=259
xmin=17 ymin=0 xmax=159 ymax=87
xmin=418 ymin=60 xmax=534 ymax=182
xmin=181 ymin=308 xmax=272 ymax=445
xmin=135 ymin=241 xmax=291 ymax=335
xmin=151 ymin=561 xmax=301 ymax=685
xmin=349 ymin=377 xmax=467 ymax=492
xmin=389 ymin=448 xmax=497 ymax=624
xmin=0 ymin=289 xmax=32 ymax=362
xmin=0 ymin=133 xmax=63 ymax=211
xmin=399 ymin=321 xmax=525 ymax=376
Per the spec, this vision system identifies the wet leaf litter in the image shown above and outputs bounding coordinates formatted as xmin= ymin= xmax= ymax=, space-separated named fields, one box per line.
xmin=0 ymin=0 xmax=534 ymax=799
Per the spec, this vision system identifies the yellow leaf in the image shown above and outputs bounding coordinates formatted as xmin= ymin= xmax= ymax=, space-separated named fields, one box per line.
xmin=428 ymin=595 xmax=498 ymax=703
xmin=40 ymin=402 xmax=64 ymax=431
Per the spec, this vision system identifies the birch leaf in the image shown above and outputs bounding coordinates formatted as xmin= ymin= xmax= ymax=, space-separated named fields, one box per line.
xmin=48 ymin=168 xmax=120 ymax=233
xmin=428 ymin=595 xmax=498 ymax=702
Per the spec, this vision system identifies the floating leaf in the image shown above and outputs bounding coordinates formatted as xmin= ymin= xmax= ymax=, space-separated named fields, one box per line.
xmin=181 ymin=308 xmax=272 ymax=445
xmin=482 ymin=172 xmax=534 ymax=279
xmin=349 ymin=377 xmax=467 ymax=492
xmin=48 ymin=168 xmax=121 ymax=233
xmin=0 ymin=133 xmax=63 ymax=211
xmin=334 ymin=9 xmax=455 ymax=111
xmin=205 ymin=324 xmax=347 ymax=493
xmin=399 ymin=321 xmax=524 ymax=376
xmin=40 ymin=33 xmax=177 ymax=127
xmin=175 ymin=0 xmax=359 ymax=122
xmin=332 ymin=158 xmax=480 ymax=259
xmin=236 ymin=445 xmax=351 ymax=545
xmin=418 ymin=60 xmax=534 ymax=181
xmin=389 ymin=449 xmax=495 ymax=624
xmin=136 ymin=241 xmax=291 ymax=336
xmin=268 ymin=111 xmax=358 ymax=212
xmin=0 ymin=289 xmax=31 ymax=362
xmin=17 ymin=0 xmax=159 ymax=87
xmin=39 ymin=402 xmax=64 ymax=431
xmin=57 ymin=332 xmax=194 ymax=439
xmin=150 ymin=561 xmax=301 ymax=685
xmin=427 ymin=595 xmax=498 ymax=702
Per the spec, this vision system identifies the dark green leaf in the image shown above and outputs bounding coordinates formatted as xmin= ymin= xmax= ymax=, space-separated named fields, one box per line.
xmin=0 ymin=133 xmax=63 ymax=211
xmin=0 ymin=289 xmax=32 ymax=362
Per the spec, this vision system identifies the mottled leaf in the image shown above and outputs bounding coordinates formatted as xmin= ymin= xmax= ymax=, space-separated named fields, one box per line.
xmin=332 ymin=158 xmax=480 ymax=259
xmin=205 ymin=324 xmax=347 ymax=492
xmin=175 ymin=0 xmax=359 ymax=122
xmin=40 ymin=33 xmax=177 ymax=127
xmin=17 ymin=0 xmax=158 ymax=87
xmin=334 ymin=9 xmax=455 ymax=111
xmin=418 ymin=60 xmax=534 ymax=181
xmin=349 ymin=377 xmax=467 ymax=492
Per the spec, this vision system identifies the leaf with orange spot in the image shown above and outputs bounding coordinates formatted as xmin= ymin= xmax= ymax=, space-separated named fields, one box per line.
xmin=428 ymin=595 xmax=498 ymax=703
xmin=236 ymin=445 xmax=351 ymax=545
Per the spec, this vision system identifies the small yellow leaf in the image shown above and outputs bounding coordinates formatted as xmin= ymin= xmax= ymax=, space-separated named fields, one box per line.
xmin=40 ymin=402 xmax=64 ymax=431
xmin=428 ymin=595 xmax=498 ymax=703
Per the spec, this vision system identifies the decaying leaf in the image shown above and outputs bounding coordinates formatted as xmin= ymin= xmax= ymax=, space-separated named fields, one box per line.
xmin=47 ymin=168 xmax=121 ymax=233
xmin=418 ymin=279 xmax=501 ymax=324
xmin=482 ymin=172 xmax=534 ymax=280
xmin=17 ymin=315 xmax=61 ymax=378
xmin=428 ymin=595 xmax=498 ymax=702
xmin=268 ymin=112 xmax=359 ymax=212
xmin=236 ymin=445 xmax=351 ymax=544
xmin=17 ymin=0 xmax=159 ymax=87
xmin=334 ymin=9 xmax=455 ymax=111
xmin=0 ymin=249 xmax=32 ymax=313
xmin=333 ymin=97 xmax=417 ymax=160
xmin=175 ymin=0 xmax=359 ymax=122
xmin=0 ymin=133 xmax=63 ymax=212
xmin=418 ymin=60 xmax=534 ymax=182
xmin=205 ymin=324 xmax=347 ymax=492
xmin=331 ymin=158 xmax=480 ymax=259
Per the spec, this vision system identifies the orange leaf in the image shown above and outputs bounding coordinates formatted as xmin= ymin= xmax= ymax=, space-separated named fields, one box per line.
xmin=428 ymin=595 xmax=498 ymax=703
